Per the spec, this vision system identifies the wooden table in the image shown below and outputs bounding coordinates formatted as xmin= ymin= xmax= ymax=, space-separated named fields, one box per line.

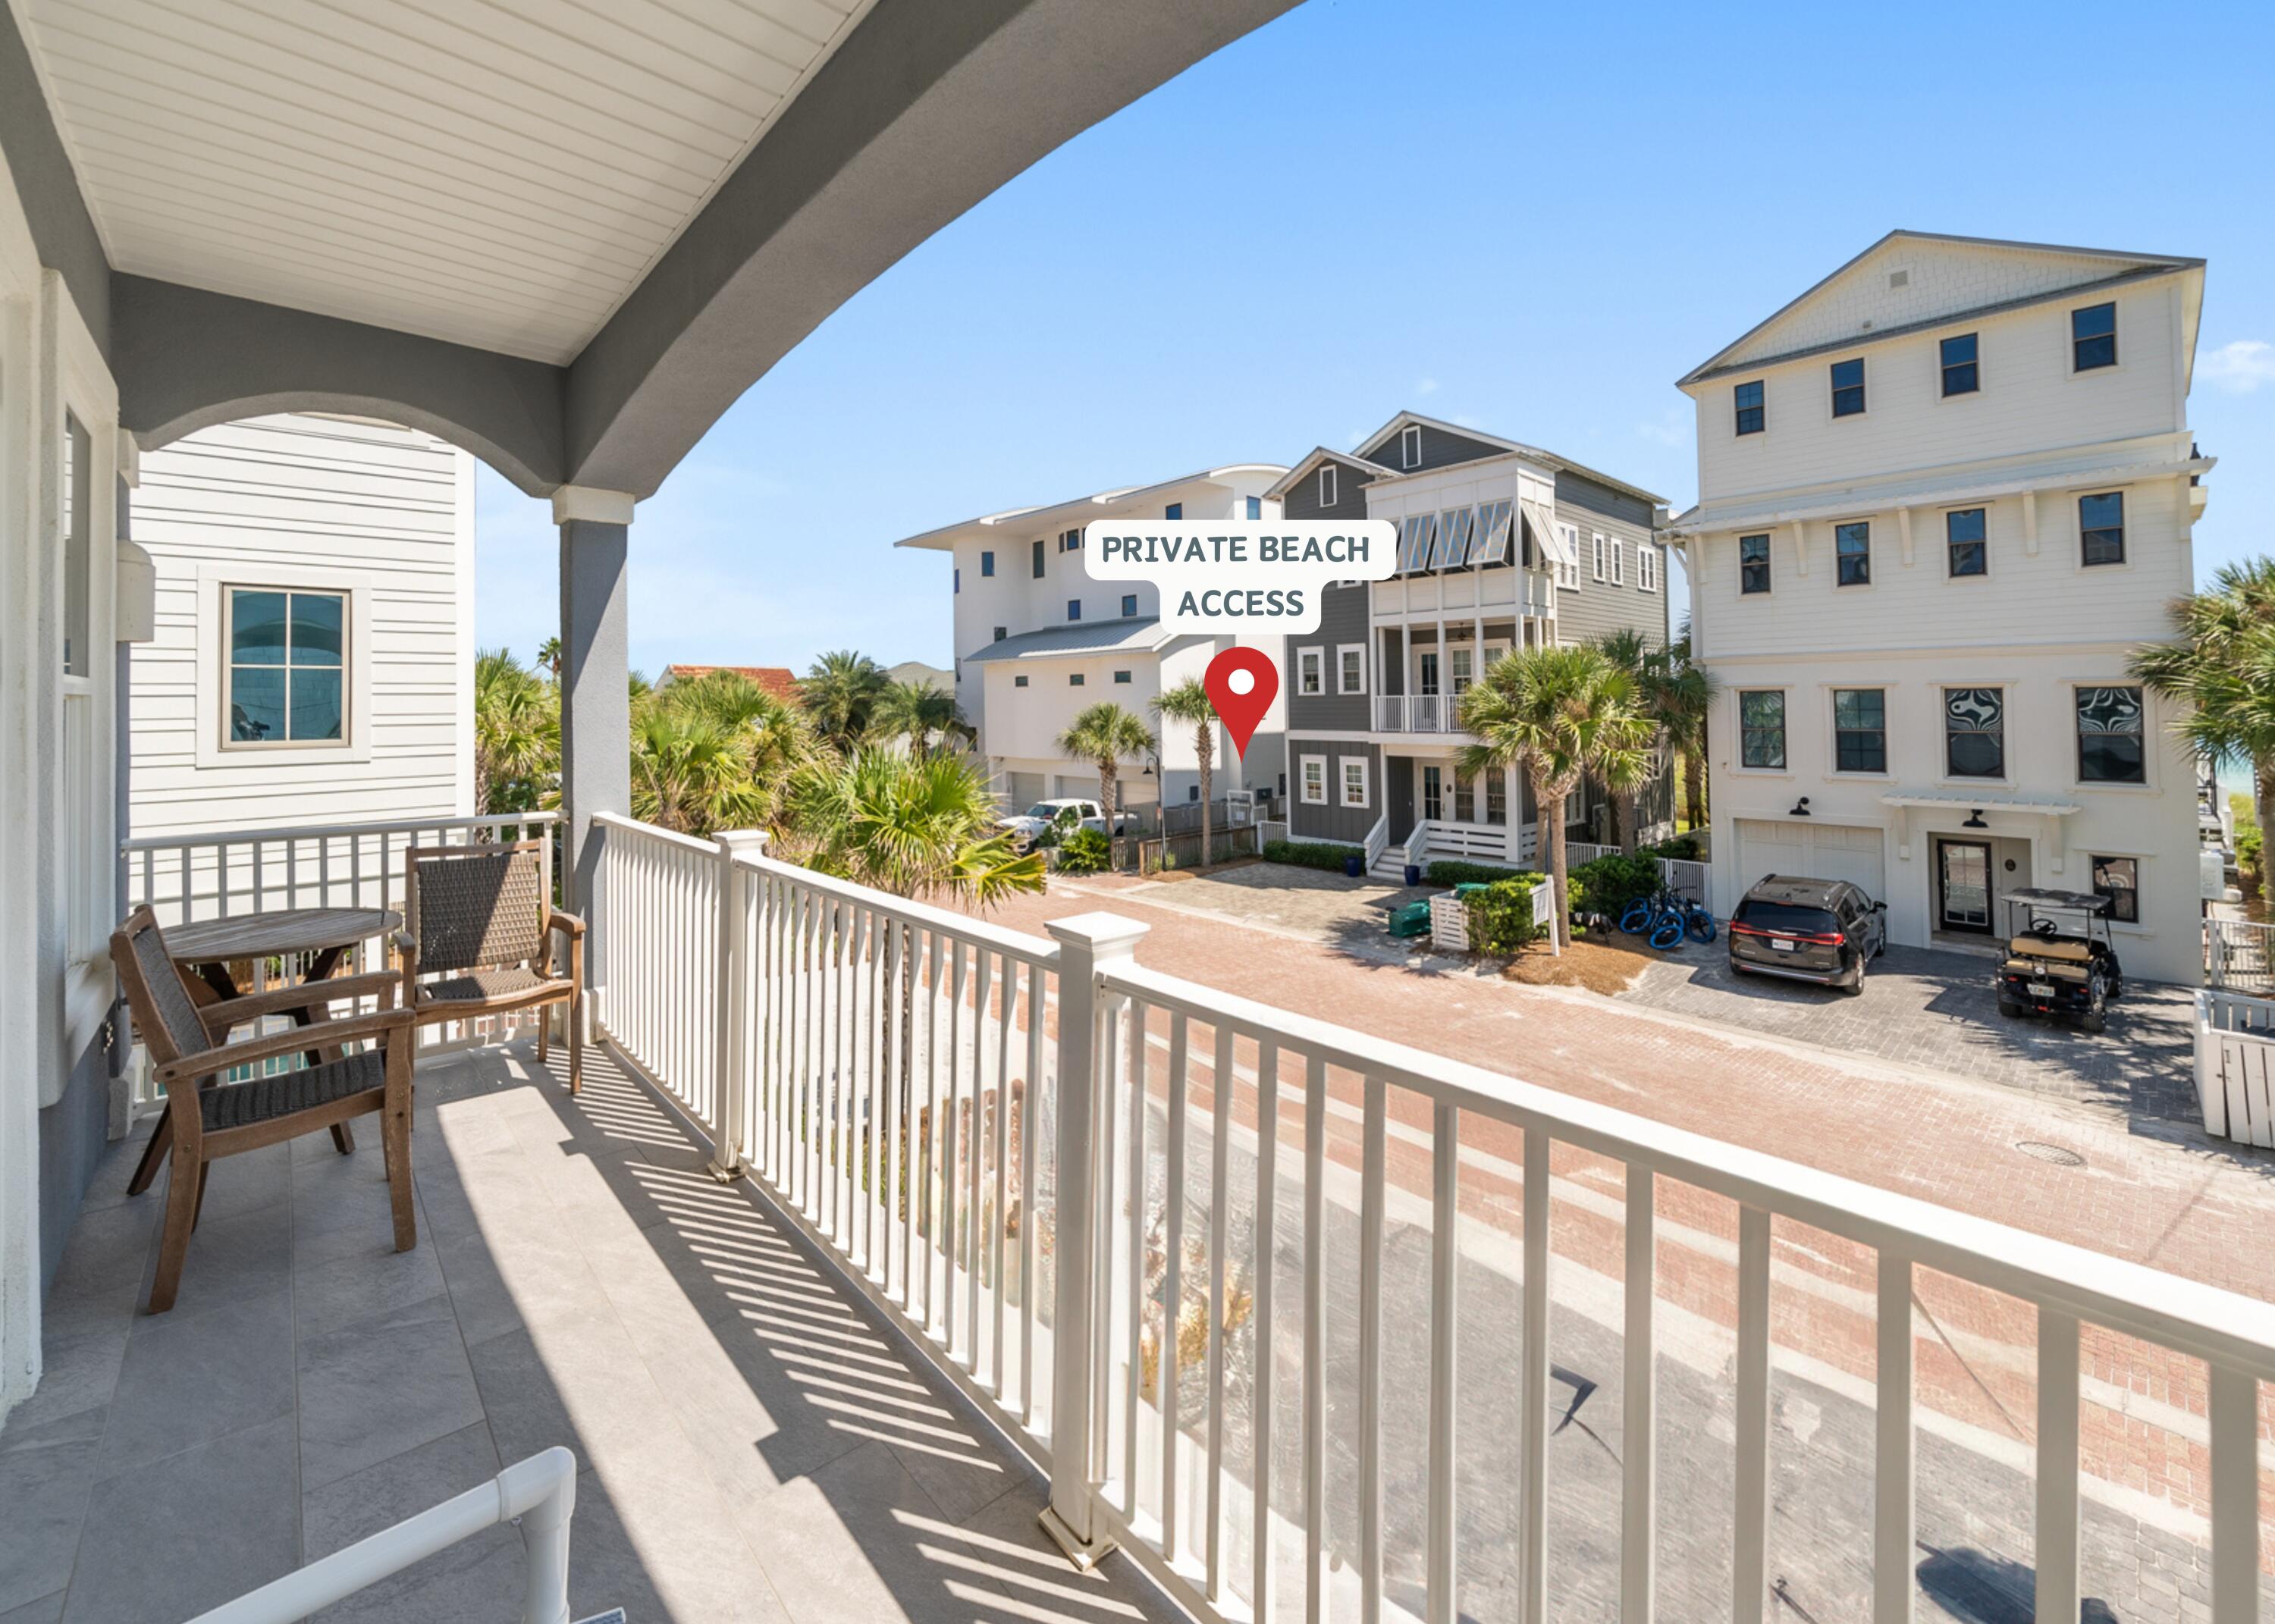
xmin=128 ymin=907 xmax=400 ymax=1197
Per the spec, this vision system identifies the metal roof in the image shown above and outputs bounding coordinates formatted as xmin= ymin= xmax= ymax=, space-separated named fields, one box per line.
xmin=961 ymin=616 xmax=1171 ymax=665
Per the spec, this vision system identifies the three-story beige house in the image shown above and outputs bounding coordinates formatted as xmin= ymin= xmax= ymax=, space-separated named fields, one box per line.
xmin=1668 ymin=231 xmax=2212 ymax=983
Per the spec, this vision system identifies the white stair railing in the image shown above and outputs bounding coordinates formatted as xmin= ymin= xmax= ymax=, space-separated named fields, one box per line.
xmin=584 ymin=813 xmax=2275 ymax=1624
xmin=187 ymin=1447 xmax=577 ymax=1624
xmin=1360 ymin=813 xmax=1389 ymax=873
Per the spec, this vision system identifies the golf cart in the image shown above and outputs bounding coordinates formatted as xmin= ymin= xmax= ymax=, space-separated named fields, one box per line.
xmin=1994 ymin=888 xmax=2124 ymax=1034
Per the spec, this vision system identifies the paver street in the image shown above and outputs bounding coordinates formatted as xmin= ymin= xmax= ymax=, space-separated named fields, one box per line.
xmin=931 ymin=869 xmax=2275 ymax=1618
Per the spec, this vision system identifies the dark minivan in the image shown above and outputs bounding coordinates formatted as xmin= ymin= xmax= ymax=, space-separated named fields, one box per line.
xmin=1727 ymin=875 xmax=1886 ymax=994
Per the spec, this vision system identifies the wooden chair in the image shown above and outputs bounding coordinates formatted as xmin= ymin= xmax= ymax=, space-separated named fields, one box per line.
xmin=110 ymin=907 xmax=416 ymax=1315
xmin=397 ymin=841 xmax=584 ymax=1092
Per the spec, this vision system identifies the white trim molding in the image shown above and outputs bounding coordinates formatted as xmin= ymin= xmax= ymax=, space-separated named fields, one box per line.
xmin=193 ymin=562 xmax=377 ymax=770
xmin=551 ymin=485 xmax=636 ymax=525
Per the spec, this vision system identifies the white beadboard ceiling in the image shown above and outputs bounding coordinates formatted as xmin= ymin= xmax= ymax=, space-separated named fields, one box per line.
xmin=14 ymin=0 xmax=875 ymax=363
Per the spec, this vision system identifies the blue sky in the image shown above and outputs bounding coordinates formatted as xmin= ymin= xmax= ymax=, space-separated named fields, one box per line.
xmin=475 ymin=0 xmax=2275 ymax=683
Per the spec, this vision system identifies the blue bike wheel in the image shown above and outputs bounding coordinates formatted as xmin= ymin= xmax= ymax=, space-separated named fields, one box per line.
xmin=1649 ymin=915 xmax=1685 ymax=951
xmin=1689 ymin=911 xmax=1717 ymax=944
xmin=1619 ymin=901 xmax=1651 ymax=934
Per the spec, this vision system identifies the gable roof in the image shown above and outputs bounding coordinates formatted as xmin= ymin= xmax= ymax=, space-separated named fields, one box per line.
xmin=658 ymin=664 xmax=800 ymax=704
xmin=1328 ymin=409 xmax=1668 ymax=508
xmin=1263 ymin=447 xmax=1401 ymax=500
xmin=890 ymin=464 xmax=1288 ymax=551
xmin=1677 ymin=230 xmax=2205 ymax=387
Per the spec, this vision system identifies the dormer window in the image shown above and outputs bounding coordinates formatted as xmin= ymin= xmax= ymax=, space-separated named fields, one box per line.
xmin=1318 ymin=464 xmax=1337 ymax=508
xmin=1734 ymin=380 xmax=1765 ymax=435
xmin=1831 ymin=359 xmax=1866 ymax=418
xmin=1401 ymin=424 xmax=1422 ymax=468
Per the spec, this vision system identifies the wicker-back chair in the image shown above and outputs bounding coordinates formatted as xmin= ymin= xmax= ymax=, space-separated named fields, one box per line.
xmin=397 ymin=840 xmax=584 ymax=1091
xmin=111 ymin=906 xmax=415 ymax=1314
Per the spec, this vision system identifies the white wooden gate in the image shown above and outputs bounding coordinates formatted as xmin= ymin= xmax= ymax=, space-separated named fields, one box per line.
xmin=2206 ymin=917 xmax=2275 ymax=995
xmin=2196 ymin=989 xmax=2275 ymax=1146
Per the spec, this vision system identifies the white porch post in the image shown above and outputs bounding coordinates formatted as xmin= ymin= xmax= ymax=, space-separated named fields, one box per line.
xmin=710 ymin=829 xmax=767 ymax=1180
xmin=555 ymin=487 xmax=635 ymax=935
xmin=1040 ymin=911 xmax=1150 ymax=1569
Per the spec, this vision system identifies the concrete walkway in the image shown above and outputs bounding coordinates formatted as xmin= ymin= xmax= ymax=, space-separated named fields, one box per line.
xmin=0 ymin=1045 xmax=1178 ymax=1624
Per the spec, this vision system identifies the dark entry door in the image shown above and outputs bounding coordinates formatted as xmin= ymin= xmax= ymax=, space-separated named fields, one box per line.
xmin=1937 ymin=840 xmax=1993 ymax=933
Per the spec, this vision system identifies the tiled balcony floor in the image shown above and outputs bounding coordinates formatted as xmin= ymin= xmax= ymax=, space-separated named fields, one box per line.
xmin=0 ymin=1042 xmax=1178 ymax=1624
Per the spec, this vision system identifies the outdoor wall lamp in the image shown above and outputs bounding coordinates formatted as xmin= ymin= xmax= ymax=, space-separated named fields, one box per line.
xmin=1789 ymin=796 xmax=1811 ymax=817
xmin=1963 ymin=808 xmax=1988 ymax=829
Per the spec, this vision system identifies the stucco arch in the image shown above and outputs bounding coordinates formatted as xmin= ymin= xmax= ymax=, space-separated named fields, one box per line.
xmin=111 ymin=276 xmax=566 ymax=497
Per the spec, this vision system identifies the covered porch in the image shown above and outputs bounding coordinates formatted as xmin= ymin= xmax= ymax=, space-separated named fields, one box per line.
xmin=4 ymin=1038 xmax=1173 ymax=1624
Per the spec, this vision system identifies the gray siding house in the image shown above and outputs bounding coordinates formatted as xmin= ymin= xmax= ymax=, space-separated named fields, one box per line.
xmin=1270 ymin=410 xmax=1673 ymax=874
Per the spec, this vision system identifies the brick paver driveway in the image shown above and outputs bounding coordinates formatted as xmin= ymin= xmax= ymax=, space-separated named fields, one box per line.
xmin=1619 ymin=942 xmax=2199 ymax=1124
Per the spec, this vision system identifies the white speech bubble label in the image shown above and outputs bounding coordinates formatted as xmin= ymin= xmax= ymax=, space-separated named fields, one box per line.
xmin=1080 ymin=520 xmax=1398 ymax=635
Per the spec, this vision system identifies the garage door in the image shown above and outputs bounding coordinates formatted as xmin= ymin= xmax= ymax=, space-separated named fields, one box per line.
xmin=1004 ymin=772 xmax=1046 ymax=812
xmin=1734 ymin=820 xmax=1886 ymax=904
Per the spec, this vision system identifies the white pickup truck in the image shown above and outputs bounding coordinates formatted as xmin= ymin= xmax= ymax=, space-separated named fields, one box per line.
xmin=999 ymin=798 xmax=1135 ymax=851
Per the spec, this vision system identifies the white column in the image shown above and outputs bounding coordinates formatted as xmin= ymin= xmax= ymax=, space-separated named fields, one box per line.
xmin=710 ymin=829 xmax=768 ymax=1180
xmin=556 ymin=486 xmax=635 ymax=921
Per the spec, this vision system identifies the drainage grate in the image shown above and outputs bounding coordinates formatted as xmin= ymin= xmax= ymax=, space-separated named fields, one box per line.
xmin=2016 ymin=1140 xmax=2087 ymax=1168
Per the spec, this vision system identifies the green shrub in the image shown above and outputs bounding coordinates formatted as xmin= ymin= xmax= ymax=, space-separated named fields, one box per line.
xmin=1057 ymin=828 xmax=1112 ymax=874
xmin=2240 ymin=821 xmax=2264 ymax=880
xmin=1571 ymin=852 xmax=1662 ymax=919
xmin=1264 ymin=839 xmax=1359 ymax=873
xmin=1425 ymin=858 xmax=1525 ymax=886
xmin=1646 ymin=833 xmax=1704 ymax=862
xmin=1462 ymin=872 xmax=1564 ymax=955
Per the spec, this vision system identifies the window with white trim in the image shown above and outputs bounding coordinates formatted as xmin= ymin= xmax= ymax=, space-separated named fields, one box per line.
xmin=1401 ymin=424 xmax=1421 ymax=469
xmin=1300 ymin=755 xmax=1328 ymax=804
xmin=1557 ymin=524 xmax=1583 ymax=590
xmin=1592 ymin=534 xmax=1607 ymax=582
xmin=1610 ymin=539 xmax=1625 ymax=585
xmin=1297 ymin=647 xmax=1324 ymax=695
xmin=1340 ymin=757 xmax=1370 ymax=809
xmin=1636 ymin=544 xmax=1658 ymax=591
xmin=224 ymin=586 xmax=348 ymax=745
xmin=1337 ymin=643 xmax=1366 ymax=694
xmin=1318 ymin=465 xmax=1337 ymax=508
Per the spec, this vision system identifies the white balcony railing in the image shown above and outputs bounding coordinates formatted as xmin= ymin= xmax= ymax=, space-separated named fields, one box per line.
xmin=120 ymin=810 xmax=563 ymax=1105
xmin=1373 ymin=694 xmax=1448 ymax=734
xmin=587 ymin=813 xmax=2275 ymax=1624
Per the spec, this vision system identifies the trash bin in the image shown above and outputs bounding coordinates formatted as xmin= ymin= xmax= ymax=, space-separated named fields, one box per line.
xmin=1404 ymin=863 xmax=1423 ymax=887
xmin=1344 ymin=854 xmax=1363 ymax=878
xmin=1389 ymin=899 xmax=1432 ymax=938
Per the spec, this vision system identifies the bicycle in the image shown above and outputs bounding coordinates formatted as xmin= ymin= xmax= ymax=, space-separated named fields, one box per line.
xmin=1620 ymin=886 xmax=1717 ymax=950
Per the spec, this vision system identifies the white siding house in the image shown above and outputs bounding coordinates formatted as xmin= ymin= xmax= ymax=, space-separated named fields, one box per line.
xmin=1670 ymin=232 xmax=2211 ymax=983
xmin=893 ymin=465 xmax=1288 ymax=816
xmin=126 ymin=414 xmax=476 ymax=838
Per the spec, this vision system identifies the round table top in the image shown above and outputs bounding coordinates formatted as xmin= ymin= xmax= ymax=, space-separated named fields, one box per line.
xmin=165 ymin=907 xmax=401 ymax=965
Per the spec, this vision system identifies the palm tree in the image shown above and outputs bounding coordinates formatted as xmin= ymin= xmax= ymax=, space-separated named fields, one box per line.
xmin=629 ymin=669 xmax=817 ymax=837
xmin=1458 ymin=644 xmax=1658 ymax=949
xmin=872 ymin=679 xmax=974 ymax=760
xmin=802 ymin=650 xmax=889 ymax=751
xmin=535 ymin=635 xmax=563 ymax=679
xmin=789 ymin=748 xmax=1042 ymax=905
xmin=1588 ymin=629 xmax=1655 ymax=850
xmin=1056 ymin=702 xmax=1153 ymax=869
xmin=1153 ymin=678 xmax=1219 ymax=866
xmin=1633 ymin=627 xmax=1717 ymax=840
xmin=2131 ymin=556 xmax=2275 ymax=839
xmin=473 ymin=647 xmax=558 ymax=814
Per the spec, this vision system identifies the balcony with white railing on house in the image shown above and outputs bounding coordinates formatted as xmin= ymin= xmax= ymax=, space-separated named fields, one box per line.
xmin=55 ymin=805 xmax=2275 ymax=1623
xmin=1374 ymin=693 xmax=1454 ymax=734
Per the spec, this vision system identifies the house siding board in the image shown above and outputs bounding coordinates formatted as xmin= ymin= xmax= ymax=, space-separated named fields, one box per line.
xmin=1282 ymin=459 xmax=1374 ymax=521
xmin=1288 ymin=583 xmax=1372 ymax=732
xmin=1555 ymin=469 xmax=1655 ymax=531
xmin=127 ymin=413 xmax=472 ymax=836
xmin=1361 ymin=423 xmax=1504 ymax=475
xmin=1551 ymin=494 xmax=1669 ymax=650
xmin=1288 ymin=740 xmax=1382 ymax=845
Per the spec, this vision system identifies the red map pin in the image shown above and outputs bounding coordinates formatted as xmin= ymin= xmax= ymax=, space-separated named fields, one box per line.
xmin=1203 ymin=646 xmax=1279 ymax=762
